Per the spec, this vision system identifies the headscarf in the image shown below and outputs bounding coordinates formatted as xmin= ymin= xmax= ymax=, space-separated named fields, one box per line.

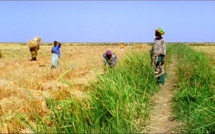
xmin=156 ymin=28 xmax=165 ymax=35
xmin=105 ymin=50 xmax=112 ymax=59
xmin=106 ymin=50 xmax=112 ymax=55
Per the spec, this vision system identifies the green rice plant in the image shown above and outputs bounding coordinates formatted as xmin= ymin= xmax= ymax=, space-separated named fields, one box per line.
xmin=45 ymin=99 xmax=92 ymax=133
xmin=170 ymin=44 xmax=215 ymax=133
xmin=87 ymin=50 xmax=159 ymax=133
xmin=21 ymin=98 xmax=92 ymax=133
xmin=23 ymin=49 xmax=159 ymax=133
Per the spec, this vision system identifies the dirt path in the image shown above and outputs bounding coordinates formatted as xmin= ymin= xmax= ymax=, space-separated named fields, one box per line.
xmin=144 ymin=58 xmax=178 ymax=133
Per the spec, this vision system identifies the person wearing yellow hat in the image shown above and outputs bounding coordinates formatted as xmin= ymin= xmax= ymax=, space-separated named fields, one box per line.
xmin=120 ymin=41 xmax=125 ymax=51
xmin=151 ymin=28 xmax=166 ymax=85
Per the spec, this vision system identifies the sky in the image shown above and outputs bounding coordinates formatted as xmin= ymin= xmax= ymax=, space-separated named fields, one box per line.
xmin=0 ymin=1 xmax=214 ymax=43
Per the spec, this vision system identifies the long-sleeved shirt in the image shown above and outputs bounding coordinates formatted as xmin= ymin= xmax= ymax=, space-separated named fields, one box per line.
xmin=51 ymin=43 xmax=61 ymax=56
xmin=152 ymin=38 xmax=166 ymax=56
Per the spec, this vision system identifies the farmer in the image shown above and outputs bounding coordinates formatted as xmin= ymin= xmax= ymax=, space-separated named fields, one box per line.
xmin=151 ymin=28 xmax=166 ymax=85
xmin=0 ymin=50 xmax=2 ymax=58
xmin=27 ymin=37 xmax=41 ymax=61
xmin=120 ymin=41 xmax=125 ymax=51
xmin=103 ymin=50 xmax=117 ymax=68
xmin=51 ymin=41 xmax=61 ymax=69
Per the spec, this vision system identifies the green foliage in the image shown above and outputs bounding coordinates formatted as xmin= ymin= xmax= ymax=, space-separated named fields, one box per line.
xmin=89 ymin=50 xmax=158 ymax=133
xmin=170 ymin=44 xmax=215 ymax=133
xmin=26 ymin=49 xmax=159 ymax=133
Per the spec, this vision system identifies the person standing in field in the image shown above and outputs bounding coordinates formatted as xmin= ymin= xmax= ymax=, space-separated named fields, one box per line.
xmin=0 ymin=50 xmax=2 ymax=58
xmin=103 ymin=50 xmax=117 ymax=68
xmin=51 ymin=41 xmax=61 ymax=69
xmin=151 ymin=28 xmax=166 ymax=85
xmin=120 ymin=41 xmax=125 ymax=51
xmin=27 ymin=37 xmax=41 ymax=62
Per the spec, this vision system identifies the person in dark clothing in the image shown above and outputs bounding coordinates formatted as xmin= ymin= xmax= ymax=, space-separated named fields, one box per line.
xmin=103 ymin=50 xmax=117 ymax=68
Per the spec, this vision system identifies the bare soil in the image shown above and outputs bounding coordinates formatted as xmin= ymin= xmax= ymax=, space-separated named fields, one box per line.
xmin=144 ymin=58 xmax=179 ymax=133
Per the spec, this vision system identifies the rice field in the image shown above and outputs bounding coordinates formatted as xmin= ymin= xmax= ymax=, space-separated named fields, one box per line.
xmin=0 ymin=43 xmax=151 ymax=133
xmin=191 ymin=46 xmax=215 ymax=64
xmin=169 ymin=44 xmax=215 ymax=133
xmin=0 ymin=43 xmax=214 ymax=133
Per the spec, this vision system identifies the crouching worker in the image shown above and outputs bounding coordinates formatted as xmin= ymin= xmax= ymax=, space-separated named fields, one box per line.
xmin=27 ymin=36 xmax=41 ymax=61
xmin=51 ymin=41 xmax=61 ymax=69
xmin=103 ymin=50 xmax=117 ymax=68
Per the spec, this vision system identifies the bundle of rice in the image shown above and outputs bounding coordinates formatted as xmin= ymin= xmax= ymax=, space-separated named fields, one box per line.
xmin=27 ymin=40 xmax=38 ymax=48
xmin=27 ymin=36 xmax=42 ymax=48
xmin=33 ymin=36 xmax=42 ymax=44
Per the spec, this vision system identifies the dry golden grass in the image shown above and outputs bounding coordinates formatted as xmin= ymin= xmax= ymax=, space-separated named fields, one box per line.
xmin=191 ymin=46 xmax=215 ymax=64
xmin=0 ymin=43 xmax=151 ymax=133
xmin=2 ymin=43 xmax=213 ymax=132
xmin=191 ymin=46 xmax=215 ymax=55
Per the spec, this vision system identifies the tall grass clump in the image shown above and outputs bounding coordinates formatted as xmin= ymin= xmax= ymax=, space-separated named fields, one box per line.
xmin=24 ymin=49 xmax=159 ymax=133
xmin=171 ymin=44 xmax=215 ymax=133
xmin=88 ymin=50 xmax=159 ymax=133
xmin=20 ymin=98 xmax=91 ymax=133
